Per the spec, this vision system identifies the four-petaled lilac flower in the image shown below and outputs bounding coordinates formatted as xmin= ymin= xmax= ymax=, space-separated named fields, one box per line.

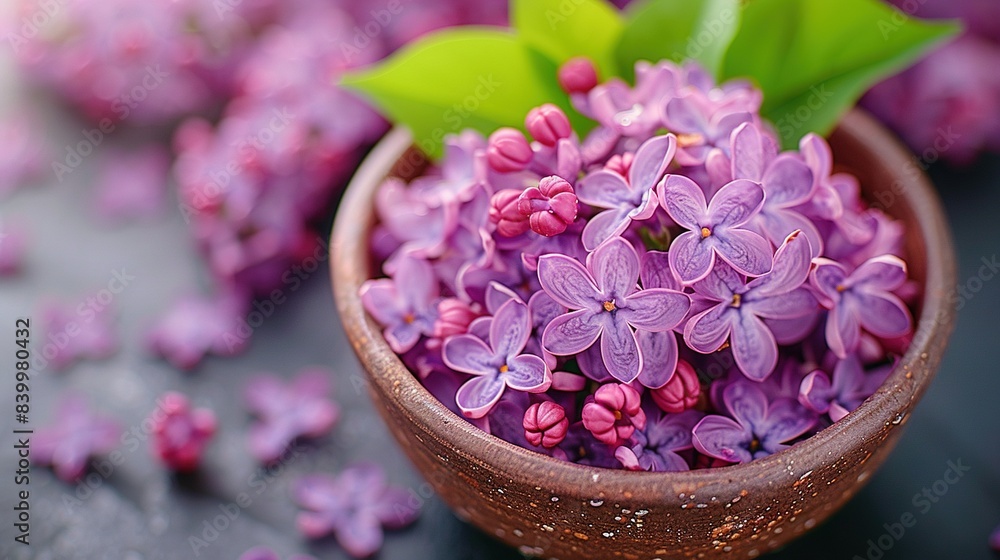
xmin=443 ymin=299 xmax=552 ymax=418
xmin=684 ymin=231 xmax=818 ymax=381
xmin=41 ymin=298 xmax=118 ymax=371
xmin=576 ymin=134 xmax=676 ymax=250
xmin=34 ymin=396 xmax=119 ymax=482
xmin=293 ymin=462 xmax=419 ymax=558
xmin=799 ymin=356 xmax=892 ymax=422
xmin=663 ymin=90 xmax=754 ymax=166
xmin=582 ymin=383 xmax=647 ymax=446
xmin=360 ymin=255 xmax=440 ymax=354
xmin=238 ymin=547 xmax=316 ymax=560
xmin=244 ymin=368 xmax=340 ymax=463
xmin=146 ymin=291 xmax=249 ymax=370
xmin=150 ymin=392 xmax=217 ymax=471
xmin=659 ymin=174 xmax=772 ymax=284
xmin=693 ymin=381 xmax=816 ymax=463
xmin=615 ymin=408 xmax=703 ymax=472
xmin=811 ymin=255 xmax=913 ymax=359
xmin=539 ymin=237 xmax=691 ymax=383
xmin=729 ymin=123 xmax=821 ymax=256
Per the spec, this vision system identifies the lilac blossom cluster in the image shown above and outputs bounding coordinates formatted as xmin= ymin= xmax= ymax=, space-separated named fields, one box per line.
xmin=862 ymin=0 xmax=1000 ymax=164
xmin=362 ymin=58 xmax=917 ymax=471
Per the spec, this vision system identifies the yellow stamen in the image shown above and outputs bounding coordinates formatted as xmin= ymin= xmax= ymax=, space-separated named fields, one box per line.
xmin=613 ymin=410 xmax=623 ymax=421
xmin=499 ymin=364 xmax=509 ymax=373
xmin=835 ymin=284 xmax=847 ymax=293
xmin=403 ymin=313 xmax=416 ymax=324
xmin=676 ymin=132 xmax=705 ymax=148
xmin=603 ymin=300 xmax=616 ymax=312
xmin=731 ymin=294 xmax=742 ymax=308
xmin=701 ymin=227 xmax=712 ymax=238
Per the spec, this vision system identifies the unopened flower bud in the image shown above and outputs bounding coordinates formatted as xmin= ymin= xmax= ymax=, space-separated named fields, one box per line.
xmin=558 ymin=56 xmax=599 ymax=94
xmin=525 ymin=104 xmax=572 ymax=147
xmin=523 ymin=401 xmax=569 ymax=448
xmin=487 ymin=127 xmax=533 ymax=173
xmin=516 ymin=176 xmax=578 ymax=237
xmin=650 ymin=360 xmax=701 ymax=413
xmin=489 ymin=189 xmax=530 ymax=237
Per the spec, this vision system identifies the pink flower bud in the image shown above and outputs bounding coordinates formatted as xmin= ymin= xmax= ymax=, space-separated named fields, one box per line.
xmin=516 ymin=176 xmax=578 ymax=237
xmin=487 ymin=127 xmax=533 ymax=173
xmin=151 ymin=392 xmax=216 ymax=471
xmin=433 ymin=298 xmax=480 ymax=338
xmin=525 ymin=104 xmax=572 ymax=147
xmin=558 ymin=57 xmax=599 ymax=94
xmin=489 ymin=189 xmax=530 ymax=237
xmin=523 ymin=401 xmax=569 ymax=448
xmin=650 ymin=360 xmax=701 ymax=413
xmin=581 ymin=383 xmax=646 ymax=446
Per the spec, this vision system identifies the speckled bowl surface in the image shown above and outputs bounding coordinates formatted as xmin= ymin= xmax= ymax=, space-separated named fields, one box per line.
xmin=331 ymin=109 xmax=956 ymax=559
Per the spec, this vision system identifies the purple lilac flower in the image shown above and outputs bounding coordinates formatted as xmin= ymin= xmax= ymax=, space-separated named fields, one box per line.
xmin=811 ymin=255 xmax=913 ymax=359
xmin=575 ymin=134 xmax=676 ymax=250
xmin=244 ymin=368 xmax=339 ymax=463
xmin=293 ymin=462 xmax=419 ymax=558
xmin=360 ymin=256 xmax=440 ymax=354
xmin=576 ymin=61 xmax=681 ymax=143
xmin=684 ymin=231 xmax=818 ymax=381
xmin=0 ymin=223 xmax=27 ymax=276
xmin=150 ymin=392 xmax=216 ymax=471
xmin=693 ymin=381 xmax=815 ymax=463
xmin=799 ymin=356 xmax=892 ymax=422
xmin=238 ymin=547 xmax=317 ymax=560
xmin=146 ymin=292 xmax=249 ymax=370
xmin=582 ymin=383 xmax=647 ymax=446
xmin=662 ymin=88 xmax=756 ymax=167
xmin=659 ymin=174 xmax=772 ymax=284
xmin=442 ymin=299 xmax=551 ymax=418
xmin=40 ymin=298 xmax=118 ymax=371
xmin=93 ymin=146 xmax=170 ymax=223
xmin=539 ymin=237 xmax=691 ymax=383
xmin=33 ymin=396 xmax=119 ymax=482
xmin=728 ymin=123 xmax=821 ymax=255
xmin=615 ymin=408 xmax=703 ymax=472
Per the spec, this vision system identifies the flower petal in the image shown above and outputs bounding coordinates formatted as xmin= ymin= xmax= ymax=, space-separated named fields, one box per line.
xmin=810 ymin=258 xmax=848 ymax=306
xmin=730 ymin=312 xmax=778 ymax=381
xmin=542 ymin=309 xmax=603 ymax=355
xmin=455 ymin=374 xmax=506 ymax=418
xmin=759 ymin=398 xmax=815 ymax=451
xmin=798 ymin=370 xmax=834 ymax=414
xmin=636 ymin=330 xmax=679 ymax=389
xmin=713 ymin=228 xmax=772 ymax=277
xmin=851 ymin=255 xmax=908 ymax=292
xmin=683 ymin=304 xmax=734 ymax=354
xmin=721 ymin=381 xmax=769 ymax=427
xmin=504 ymin=354 xmax=551 ymax=392
xmin=854 ymin=292 xmax=912 ymax=338
xmin=755 ymin=207 xmax=824 ymax=257
xmin=640 ymin=250 xmax=682 ymax=291
xmin=335 ymin=513 xmax=384 ymax=558
xmin=620 ymin=289 xmax=691 ymax=331
xmin=442 ymin=334 xmax=498 ymax=376
xmin=600 ymin=315 xmax=642 ymax=383
xmin=589 ymin=237 xmax=641 ymax=298
xmin=658 ymin=174 xmax=707 ymax=230
xmin=576 ymin=170 xmax=631 ymax=208
xmin=581 ymin=207 xmax=632 ymax=251
xmin=762 ymin=154 xmax=813 ymax=207
xmin=629 ymin=134 xmax=676 ymax=189
xmin=708 ymin=179 xmax=764 ymax=228
xmin=396 ymin=255 xmax=438 ymax=311
xmin=692 ymin=415 xmax=752 ymax=464
xmin=668 ymin=231 xmax=716 ymax=284
xmin=537 ymin=253 xmax=601 ymax=310
xmin=490 ymin=299 xmax=532 ymax=358
xmin=730 ymin=122 xmax=770 ymax=181
xmin=826 ymin=304 xmax=860 ymax=359
xmin=751 ymin=288 xmax=818 ymax=320
xmin=747 ymin=229 xmax=812 ymax=296
xmin=691 ymin=261 xmax=744 ymax=301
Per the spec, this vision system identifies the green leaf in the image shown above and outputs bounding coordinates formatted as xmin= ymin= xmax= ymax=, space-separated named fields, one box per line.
xmin=513 ymin=0 xmax=624 ymax=79
xmin=342 ymin=28 xmax=584 ymax=159
xmin=615 ymin=0 xmax=740 ymax=80
xmin=721 ymin=0 xmax=959 ymax=149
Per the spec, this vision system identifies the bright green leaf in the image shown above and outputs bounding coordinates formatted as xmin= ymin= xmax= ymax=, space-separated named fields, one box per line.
xmin=721 ymin=0 xmax=959 ymax=148
xmin=341 ymin=29 xmax=587 ymax=159
xmin=615 ymin=0 xmax=740 ymax=80
xmin=513 ymin=0 xmax=624 ymax=79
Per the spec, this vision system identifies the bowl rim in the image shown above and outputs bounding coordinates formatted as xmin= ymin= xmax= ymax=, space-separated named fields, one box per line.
xmin=331 ymin=108 xmax=957 ymax=499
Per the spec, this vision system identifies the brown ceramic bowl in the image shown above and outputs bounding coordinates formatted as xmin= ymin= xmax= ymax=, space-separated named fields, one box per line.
xmin=331 ymin=109 xmax=956 ymax=559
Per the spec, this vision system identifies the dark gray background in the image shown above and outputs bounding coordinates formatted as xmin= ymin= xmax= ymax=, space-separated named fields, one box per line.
xmin=0 ymin=66 xmax=998 ymax=559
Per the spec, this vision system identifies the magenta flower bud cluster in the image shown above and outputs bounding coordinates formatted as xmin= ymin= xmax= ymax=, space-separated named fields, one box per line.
xmin=362 ymin=56 xmax=917 ymax=471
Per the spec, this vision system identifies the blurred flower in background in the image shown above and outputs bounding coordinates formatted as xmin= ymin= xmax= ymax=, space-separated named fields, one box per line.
xmin=862 ymin=0 xmax=1000 ymax=164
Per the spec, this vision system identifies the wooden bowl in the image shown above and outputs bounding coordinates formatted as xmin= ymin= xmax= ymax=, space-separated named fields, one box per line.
xmin=330 ymin=109 xmax=956 ymax=559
